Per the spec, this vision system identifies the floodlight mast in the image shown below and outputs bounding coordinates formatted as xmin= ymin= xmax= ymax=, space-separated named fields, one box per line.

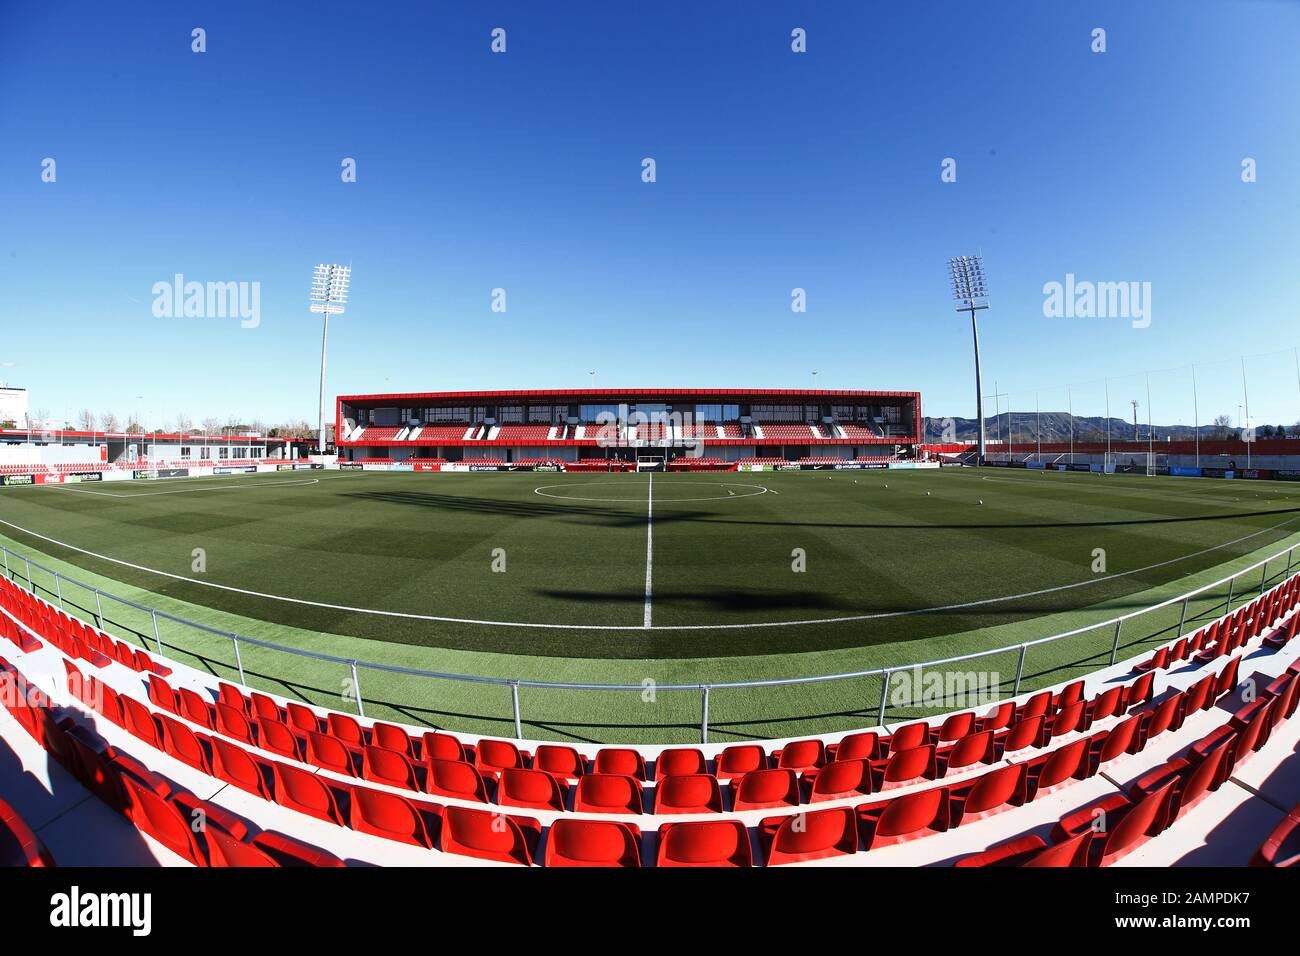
xmin=309 ymin=264 xmax=351 ymax=454
xmin=948 ymin=255 xmax=990 ymax=465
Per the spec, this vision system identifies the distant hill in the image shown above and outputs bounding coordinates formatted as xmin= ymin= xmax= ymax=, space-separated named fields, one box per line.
xmin=922 ymin=414 xmax=1298 ymax=443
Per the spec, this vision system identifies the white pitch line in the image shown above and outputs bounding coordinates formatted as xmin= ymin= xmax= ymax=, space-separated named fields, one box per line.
xmin=643 ymin=472 xmax=654 ymax=628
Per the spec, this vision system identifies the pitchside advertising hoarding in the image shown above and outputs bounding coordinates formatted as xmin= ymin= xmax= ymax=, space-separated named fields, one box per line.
xmin=0 ymin=474 xmax=35 ymax=485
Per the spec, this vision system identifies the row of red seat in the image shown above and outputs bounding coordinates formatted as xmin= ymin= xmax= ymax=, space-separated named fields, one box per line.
xmin=0 ymin=577 xmax=171 ymax=679
xmin=959 ymin=659 xmax=1300 ymax=866
xmin=1 ymin=658 xmax=342 ymax=866
xmin=1136 ymin=578 xmax=1299 ymax=674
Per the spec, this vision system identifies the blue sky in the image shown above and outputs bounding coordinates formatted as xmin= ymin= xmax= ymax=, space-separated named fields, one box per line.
xmin=1 ymin=0 xmax=1298 ymax=429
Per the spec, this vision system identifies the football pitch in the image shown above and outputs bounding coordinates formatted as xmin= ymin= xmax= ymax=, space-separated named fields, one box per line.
xmin=1 ymin=468 xmax=1298 ymax=741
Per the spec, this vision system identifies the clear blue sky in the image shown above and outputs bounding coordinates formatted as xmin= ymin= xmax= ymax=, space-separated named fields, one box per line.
xmin=2 ymin=0 xmax=1298 ymax=430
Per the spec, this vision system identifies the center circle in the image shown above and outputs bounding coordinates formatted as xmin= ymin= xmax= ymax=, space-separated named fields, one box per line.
xmin=533 ymin=480 xmax=769 ymax=503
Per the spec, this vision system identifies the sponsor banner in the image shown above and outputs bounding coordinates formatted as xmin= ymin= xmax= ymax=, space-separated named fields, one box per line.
xmin=1026 ymin=462 xmax=1046 ymax=470
xmin=1170 ymin=466 xmax=1202 ymax=478
xmin=213 ymin=465 xmax=257 ymax=475
xmin=1201 ymin=467 xmax=1235 ymax=479
xmin=412 ymin=463 xmax=442 ymax=472
xmin=1272 ymin=469 xmax=1300 ymax=481
xmin=63 ymin=472 xmax=104 ymax=483
xmin=940 ymin=461 xmax=965 ymax=468
xmin=391 ymin=463 xmax=414 ymax=472
xmin=295 ymin=463 xmax=322 ymax=470
xmin=887 ymin=461 xmax=940 ymax=470
xmin=0 ymin=474 xmax=35 ymax=486
xmin=1239 ymin=469 xmax=1272 ymax=480
xmin=338 ymin=462 xmax=363 ymax=470
xmin=469 ymin=465 xmax=504 ymax=472
xmin=985 ymin=459 xmax=1010 ymax=467
xmin=533 ymin=463 xmax=563 ymax=473
xmin=276 ymin=464 xmax=296 ymax=471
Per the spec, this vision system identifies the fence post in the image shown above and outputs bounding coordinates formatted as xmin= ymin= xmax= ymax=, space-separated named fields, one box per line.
xmin=1108 ymin=619 xmax=1124 ymax=665
xmin=877 ymin=670 xmax=891 ymax=726
xmin=511 ymin=682 xmax=522 ymax=739
xmin=2 ymin=547 xmax=8 ymax=579
xmin=150 ymin=611 xmax=163 ymax=655
xmin=1176 ymin=595 xmax=1188 ymax=638
xmin=55 ymin=574 xmax=64 ymax=611
xmin=23 ymin=556 xmax=33 ymax=592
xmin=350 ymin=662 xmax=364 ymax=718
xmin=1224 ymin=575 xmax=1234 ymax=613
xmin=94 ymin=590 xmax=105 ymax=630
xmin=231 ymin=636 xmax=246 ymax=685
xmin=1259 ymin=560 xmax=1269 ymax=596
xmin=1287 ymin=547 xmax=1295 ymax=576
xmin=1012 ymin=644 xmax=1028 ymax=697
xmin=699 ymin=685 xmax=710 ymax=744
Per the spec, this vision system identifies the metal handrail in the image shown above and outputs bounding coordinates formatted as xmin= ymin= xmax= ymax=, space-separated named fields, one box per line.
xmin=2 ymin=539 xmax=1296 ymax=743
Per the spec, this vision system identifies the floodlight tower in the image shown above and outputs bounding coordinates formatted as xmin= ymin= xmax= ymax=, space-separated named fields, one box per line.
xmin=949 ymin=255 xmax=990 ymax=464
xmin=309 ymin=264 xmax=351 ymax=454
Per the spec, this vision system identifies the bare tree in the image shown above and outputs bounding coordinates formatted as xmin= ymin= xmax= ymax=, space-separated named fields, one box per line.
xmin=201 ymin=416 xmax=222 ymax=436
xmin=101 ymin=411 xmax=121 ymax=433
xmin=77 ymin=409 xmax=97 ymax=431
xmin=174 ymin=413 xmax=193 ymax=435
xmin=125 ymin=414 xmax=143 ymax=435
xmin=1213 ymin=415 xmax=1231 ymax=439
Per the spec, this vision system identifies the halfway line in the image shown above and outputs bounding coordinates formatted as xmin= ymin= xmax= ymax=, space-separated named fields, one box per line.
xmin=643 ymin=472 xmax=654 ymax=628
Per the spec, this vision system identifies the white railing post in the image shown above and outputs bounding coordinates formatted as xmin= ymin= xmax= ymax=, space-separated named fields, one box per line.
xmin=1176 ymin=595 xmax=1188 ymax=638
xmin=511 ymin=682 xmax=522 ymax=739
xmin=150 ymin=610 xmax=163 ymax=655
xmin=350 ymin=661 xmax=364 ymax=718
xmin=94 ymin=590 xmax=105 ymax=630
xmin=1012 ymin=644 xmax=1028 ymax=697
xmin=231 ymin=636 xmax=246 ymax=685
xmin=1108 ymin=619 xmax=1123 ymax=665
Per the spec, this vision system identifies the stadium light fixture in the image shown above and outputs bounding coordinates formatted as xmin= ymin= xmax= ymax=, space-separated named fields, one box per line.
xmin=948 ymin=255 xmax=990 ymax=464
xmin=310 ymin=263 xmax=351 ymax=454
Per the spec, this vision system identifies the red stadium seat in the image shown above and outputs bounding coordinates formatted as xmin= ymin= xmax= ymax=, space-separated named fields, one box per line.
xmin=120 ymin=774 xmax=206 ymax=865
xmin=950 ymin=764 xmax=1028 ymax=825
xmin=826 ymin=731 xmax=880 ymax=762
xmin=256 ymin=718 xmax=303 ymax=761
xmin=361 ymin=745 xmax=419 ymax=791
xmin=940 ymin=730 xmax=996 ymax=774
xmin=885 ymin=722 xmax=929 ymax=755
xmin=874 ymin=744 xmax=938 ymax=789
xmin=761 ymin=807 xmax=857 ymax=865
xmin=806 ymin=758 xmax=874 ymax=803
xmin=956 ymin=831 xmax=1093 ymax=868
xmin=210 ymin=737 xmax=272 ymax=799
xmin=545 ymin=819 xmax=642 ymax=867
xmin=476 ymin=739 xmax=528 ymax=775
xmin=272 ymin=762 xmax=345 ymax=825
xmin=715 ymin=744 xmax=766 ymax=780
xmin=178 ymin=687 xmax=216 ymax=730
xmin=593 ymin=748 xmax=647 ymax=781
xmin=499 ymin=768 xmax=567 ymax=812
xmin=250 ymin=830 xmax=346 ymax=867
xmin=424 ymin=758 xmax=489 ymax=803
xmin=1250 ymin=805 xmax=1300 ymax=867
xmin=215 ymin=701 xmax=256 ymax=746
xmin=1027 ymin=737 xmax=1092 ymax=797
xmin=249 ymin=692 xmax=281 ymax=723
xmin=371 ymin=722 xmax=413 ymax=757
xmin=158 ymin=714 xmax=211 ymax=773
xmin=349 ymin=786 xmax=433 ymax=848
xmin=774 ymin=738 xmax=825 ymax=773
xmin=860 ymin=787 xmax=951 ymax=849
xmin=327 ymin=713 xmax=365 ymax=747
xmin=205 ymin=827 xmax=279 ymax=867
xmin=286 ymin=702 xmax=322 ymax=735
xmin=574 ymin=773 xmax=644 ymax=815
xmin=533 ymin=744 xmax=586 ymax=778
xmin=654 ymin=748 xmax=706 ymax=778
xmin=305 ymin=731 xmax=357 ymax=776
xmin=441 ymin=805 xmax=539 ymax=866
xmin=421 ymin=731 xmax=470 ymax=763
xmin=731 ymin=768 xmax=800 ymax=812
xmin=657 ymin=820 xmax=751 ymax=867
xmin=655 ymin=773 xmax=722 ymax=814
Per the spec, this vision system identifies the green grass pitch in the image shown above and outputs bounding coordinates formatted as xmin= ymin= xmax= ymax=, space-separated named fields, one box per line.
xmin=1 ymin=468 xmax=1298 ymax=742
